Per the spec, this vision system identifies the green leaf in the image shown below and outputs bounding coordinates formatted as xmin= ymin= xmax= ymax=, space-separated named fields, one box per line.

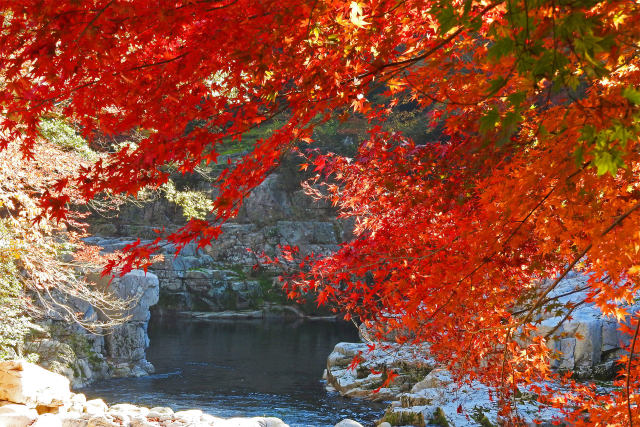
xmin=487 ymin=37 xmax=514 ymax=63
xmin=594 ymin=150 xmax=624 ymax=176
xmin=622 ymin=87 xmax=640 ymax=105
xmin=435 ymin=4 xmax=456 ymax=33
xmin=507 ymin=91 xmax=526 ymax=107
xmin=479 ymin=107 xmax=500 ymax=134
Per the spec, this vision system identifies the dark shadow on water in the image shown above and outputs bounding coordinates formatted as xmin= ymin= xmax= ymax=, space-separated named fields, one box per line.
xmin=80 ymin=317 xmax=387 ymax=427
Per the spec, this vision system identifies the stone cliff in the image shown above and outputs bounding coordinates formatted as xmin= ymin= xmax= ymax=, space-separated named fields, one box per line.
xmin=86 ymin=164 xmax=352 ymax=317
xmin=28 ymin=270 xmax=159 ymax=388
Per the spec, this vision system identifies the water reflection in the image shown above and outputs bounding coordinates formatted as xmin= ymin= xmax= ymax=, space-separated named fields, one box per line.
xmin=81 ymin=318 xmax=386 ymax=427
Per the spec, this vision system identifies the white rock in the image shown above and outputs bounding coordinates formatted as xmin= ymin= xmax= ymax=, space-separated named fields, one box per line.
xmin=130 ymin=415 xmax=157 ymax=427
xmin=109 ymin=403 xmax=148 ymax=417
xmin=0 ymin=361 xmax=71 ymax=408
xmin=83 ymin=399 xmax=108 ymax=416
xmin=258 ymin=418 xmax=289 ymax=427
xmin=334 ymin=419 xmax=364 ymax=427
xmin=410 ymin=368 xmax=452 ymax=392
xmin=60 ymin=413 xmax=90 ymax=427
xmin=199 ymin=413 xmax=218 ymax=423
xmin=147 ymin=407 xmax=173 ymax=421
xmin=32 ymin=413 xmax=63 ymax=427
xmin=66 ymin=394 xmax=87 ymax=414
xmin=378 ymin=423 xmax=392 ymax=427
xmin=109 ymin=413 xmax=130 ymax=425
xmin=87 ymin=415 xmax=119 ymax=427
xmin=215 ymin=418 xmax=288 ymax=427
xmin=148 ymin=406 xmax=173 ymax=415
xmin=173 ymin=409 xmax=203 ymax=422
xmin=71 ymin=394 xmax=86 ymax=406
xmin=0 ymin=403 xmax=38 ymax=427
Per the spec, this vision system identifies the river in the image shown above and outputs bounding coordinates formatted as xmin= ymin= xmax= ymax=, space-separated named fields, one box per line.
xmin=81 ymin=317 xmax=386 ymax=427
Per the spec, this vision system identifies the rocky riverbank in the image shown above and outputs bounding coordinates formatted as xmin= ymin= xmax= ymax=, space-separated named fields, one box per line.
xmin=324 ymin=273 xmax=631 ymax=426
xmin=24 ymin=269 xmax=160 ymax=388
xmin=0 ymin=360 xmax=373 ymax=427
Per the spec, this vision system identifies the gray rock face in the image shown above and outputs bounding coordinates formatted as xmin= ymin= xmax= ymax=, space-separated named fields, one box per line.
xmin=104 ymin=324 xmax=146 ymax=363
xmin=535 ymin=272 xmax=635 ymax=378
xmin=36 ymin=269 xmax=160 ymax=385
xmin=110 ymin=270 xmax=160 ymax=322
xmin=239 ymin=174 xmax=293 ymax=226
xmin=101 ymin=270 xmax=159 ymax=378
xmin=85 ymin=169 xmax=351 ymax=316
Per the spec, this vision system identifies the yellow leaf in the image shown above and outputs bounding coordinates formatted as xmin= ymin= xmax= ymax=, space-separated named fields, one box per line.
xmin=349 ymin=1 xmax=370 ymax=27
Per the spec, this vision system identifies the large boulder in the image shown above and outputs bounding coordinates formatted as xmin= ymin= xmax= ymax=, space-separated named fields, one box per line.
xmin=0 ymin=361 xmax=70 ymax=409
xmin=334 ymin=420 xmax=364 ymax=427
xmin=109 ymin=270 xmax=159 ymax=322
xmin=238 ymin=174 xmax=292 ymax=226
xmin=324 ymin=342 xmax=434 ymax=401
xmin=98 ymin=270 xmax=159 ymax=378
xmin=0 ymin=402 xmax=39 ymax=427
xmin=535 ymin=272 xmax=636 ymax=378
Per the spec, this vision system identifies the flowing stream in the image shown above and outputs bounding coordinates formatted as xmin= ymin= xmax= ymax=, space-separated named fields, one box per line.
xmin=82 ymin=317 xmax=386 ymax=427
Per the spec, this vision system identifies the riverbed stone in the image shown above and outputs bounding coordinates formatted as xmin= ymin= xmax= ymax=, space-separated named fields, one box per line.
xmin=32 ymin=413 xmax=63 ymax=427
xmin=130 ymin=415 xmax=156 ymax=427
xmin=218 ymin=417 xmax=289 ymax=427
xmin=0 ymin=364 xmax=294 ymax=427
xmin=261 ymin=418 xmax=289 ymax=427
xmin=109 ymin=403 xmax=149 ymax=417
xmin=67 ymin=393 xmax=86 ymax=414
xmin=334 ymin=419 xmax=364 ymax=427
xmin=174 ymin=409 xmax=203 ymax=422
xmin=0 ymin=402 xmax=39 ymax=427
xmin=325 ymin=341 xmax=434 ymax=401
xmin=0 ymin=361 xmax=71 ymax=409
xmin=84 ymin=399 xmax=108 ymax=416
xmin=60 ymin=413 xmax=90 ymax=427
xmin=86 ymin=415 xmax=119 ymax=427
xmin=147 ymin=406 xmax=173 ymax=421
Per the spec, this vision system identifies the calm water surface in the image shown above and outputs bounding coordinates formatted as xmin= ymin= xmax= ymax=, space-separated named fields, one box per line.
xmin=81 ymin=317 xmax=386 ymax=427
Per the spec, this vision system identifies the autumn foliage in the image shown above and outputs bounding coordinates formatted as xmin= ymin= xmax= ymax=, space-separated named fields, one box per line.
xmin=1 ymin=0 xmax=640 ymax=424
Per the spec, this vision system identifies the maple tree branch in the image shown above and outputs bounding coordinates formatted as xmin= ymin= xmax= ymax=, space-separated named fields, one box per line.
xmin=126 ymin=52 xmax=191 ymax=71
xmin=77 ymin=0 xmax=114 ymax=41
xmin=454 ymin=161 xmax=585 ymax=291
xmin=542 ymin=299 xmax=589 ymax=340
xmin=519 ymin=200 xmax=640 ymax=328
xmin=510 ymin=283 xmax=594 ymax=317
xmin=357 ymin=1 xmax=504 ymax=81
xmin=628 ymin=313 xmax=639 ymax=427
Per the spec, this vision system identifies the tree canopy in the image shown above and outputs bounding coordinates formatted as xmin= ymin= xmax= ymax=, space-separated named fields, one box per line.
xmin=1 ymin=0 xmax=640 ymax=423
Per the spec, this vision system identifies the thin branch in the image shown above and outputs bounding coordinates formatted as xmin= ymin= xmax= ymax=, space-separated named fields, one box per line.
xmin=628 ymin=312 xmax=639 ymax=427
xmin=519 ymin=200 xmax=640 ymax=328
xmin=77 ymin=0 xmax=114 ymax=41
